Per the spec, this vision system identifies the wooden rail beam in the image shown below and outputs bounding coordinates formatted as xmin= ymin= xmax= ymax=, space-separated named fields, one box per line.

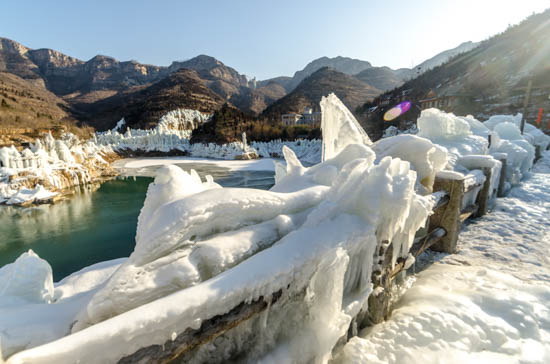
xmin=118 ymin=290 xmax=283 ymax=364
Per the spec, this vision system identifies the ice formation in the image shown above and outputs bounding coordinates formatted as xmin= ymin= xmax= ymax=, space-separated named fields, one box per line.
xmin=336 ymin=152 xmax=550 ymax=363
xmin=320 ymin=93 xmax=372 ymax=161
xmin=373 ymin=135 xmax=448 ymax=194
xmin=416 ymin=108 xmax=542 ymax=187
xmin=0 ymin=132 xmax=114 ymax=205
xmin=1 ymin=95 xmax=439 ymax=363
xmin=417 ymin=108 xmax=488 ymax=161
xmin=95 ymin=108 xmax=323 ymax=163
xmin=0 ymin=250 xmax=53 ymax=306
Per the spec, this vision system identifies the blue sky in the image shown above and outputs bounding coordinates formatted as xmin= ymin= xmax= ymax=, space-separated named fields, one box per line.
xmin=1 ymin=1 xmax=548 ymax=79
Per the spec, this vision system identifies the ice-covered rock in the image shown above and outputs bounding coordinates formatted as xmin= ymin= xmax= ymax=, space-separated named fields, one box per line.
xmin=157 ymin=109 xmax=211 ymax=132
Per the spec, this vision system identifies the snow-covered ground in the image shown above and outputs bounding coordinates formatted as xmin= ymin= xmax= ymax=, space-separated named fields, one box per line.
xmin=336 ymin=151 xmax=550 ymax=364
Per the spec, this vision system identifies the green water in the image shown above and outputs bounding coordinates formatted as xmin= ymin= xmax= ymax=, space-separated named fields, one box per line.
xmin=0 ymin=164 xmax=275 ymax=281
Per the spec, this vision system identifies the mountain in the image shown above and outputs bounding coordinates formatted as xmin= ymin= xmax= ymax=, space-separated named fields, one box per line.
xmin=259 ymin=43 xmax=481 ymax=99
xmin=262 ymin=67 xmax=380 ymax=119
xmin=0 ymin=72 xmax=91 ymax=146
xmin=0 ymin=38 xmax=263 ymax=125
xmin=361 ymin=9 xmax=550 ymax=128
xmin=0 ymin=38 xmax=166 ymax=97
xmin=169 ymin=55 xmax=249 ymax=95
xmin=257 ymin=76 xmax=294 ymax=92
xmin=354 ymin=66 xmax=406 ymax=93
xmin=0 ymin=35 xmax=487 ymax=132
xmin=413 ymin=41 xmax=480 ymax=75
xmin=290 ymin=56 xmax=372 ymax=88
xmin=77 ymin=68 xmax=226 ymax=130
xmin=261 ymin=56 xmax=374 ymax=93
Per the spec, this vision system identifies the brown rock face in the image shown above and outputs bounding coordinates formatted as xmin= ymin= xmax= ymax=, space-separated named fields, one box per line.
xmin=0 ymin=39 xmax=275 ymax=129
xmin=80 ymin=69 xmax=226 ymax=130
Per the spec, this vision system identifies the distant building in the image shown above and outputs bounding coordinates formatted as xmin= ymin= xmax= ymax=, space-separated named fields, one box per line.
xmin=281 ymin=113 xmax=302 ymax=126
xmin=378 ymin=94 xmax=392 ymax=106
xmin=298 ymin=107 xmax=322 ymax=127
xmin=281 ymin=107 xmax=322 ymax=127
xmin=419 ymin=87 xmax=472 ymax=112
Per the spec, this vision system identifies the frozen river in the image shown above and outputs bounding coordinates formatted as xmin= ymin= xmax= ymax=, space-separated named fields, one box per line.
xmin=0 ymin=162 xmax=275 ymax=281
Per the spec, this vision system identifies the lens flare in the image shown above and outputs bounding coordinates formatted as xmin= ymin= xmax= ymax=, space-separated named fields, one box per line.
xmin=383 ymin=101 xmax=412 ymax=121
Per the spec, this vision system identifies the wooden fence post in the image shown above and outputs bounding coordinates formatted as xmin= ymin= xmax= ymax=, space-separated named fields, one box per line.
xmin=535 ymin=145 xmax=542 ymax=161
xmin=496 ymin=157 xmax=508 ymax=197
xmin=365 ymin=240 xmax=393 ymax=325
xmin=429 ymin=176 xmax=465 ymax=253
xmin=474 ymin=166 xmax=493 ymax=217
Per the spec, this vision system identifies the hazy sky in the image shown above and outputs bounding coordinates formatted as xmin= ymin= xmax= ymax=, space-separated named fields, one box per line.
xmin=2 ymin=1 xmax=548 ymax=79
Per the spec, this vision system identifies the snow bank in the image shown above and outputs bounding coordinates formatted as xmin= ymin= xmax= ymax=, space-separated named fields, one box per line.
xmin=336 ymin=264 xmax=550 ymax=364
xmin=251 ymin=139 xmax=322 ymax=164
xmin=483 ymin=115 xmax=537 ymax=184
xmin=485 ymin=113 xmax=550 ymax=150
xmin=116 ymin=156 xmax=277 ymax=173
xmin=0 ymin=257 xmax=123 ymax=359
xmin=4 ymin=185 xmax=57 ymax=205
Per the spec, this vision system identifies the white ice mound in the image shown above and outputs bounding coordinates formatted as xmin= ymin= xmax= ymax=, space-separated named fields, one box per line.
xmin=0 ymin=250 xmax=53 ymax=306
xmin=373 ymin=135 xmax=448 ymax=193
xmin=418 ymin=108 xmax=472 ymax=139
xmin=320 ymin=93 xmax=372 ymax=161
xmin=272 ymin=143 xmax=375 ymax=193
xmin=481 ymin=118 xmax=536 ymax=183
xmin=417 ymin=108 xmax=488 ymax=159
xmin=136 ymin=165 xmax=221 ymax=242
xmin=485 ymin=113 xmax=549 ymax=150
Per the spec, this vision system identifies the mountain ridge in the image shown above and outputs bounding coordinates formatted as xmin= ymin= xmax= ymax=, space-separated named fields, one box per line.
xmin=0 ymin=36 xmax=483 ymax=131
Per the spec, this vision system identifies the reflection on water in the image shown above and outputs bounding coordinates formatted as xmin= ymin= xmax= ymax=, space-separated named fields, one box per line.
xmin=0 ymin=163 xmax=274 ymax=281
